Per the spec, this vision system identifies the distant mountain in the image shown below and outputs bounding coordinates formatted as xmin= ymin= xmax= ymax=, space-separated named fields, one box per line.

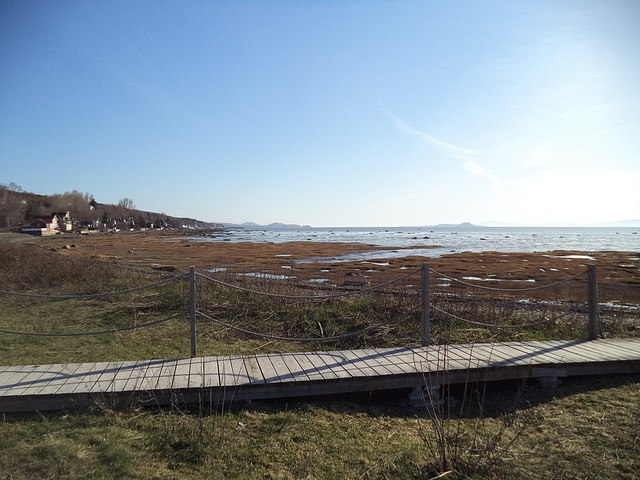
xmin=432 ymin=222 xmax=479 ymax=228
xmin=223 ymin=222 xmax=313 ymax=230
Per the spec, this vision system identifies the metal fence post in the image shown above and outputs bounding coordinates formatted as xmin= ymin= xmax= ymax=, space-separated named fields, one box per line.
xmin=421 ymin=263 xmax=430 ymax=346
xmin=587 ymin=264 xmax=600 ymax=340
xmin=189 ymin=266 xmax=197 ymax=357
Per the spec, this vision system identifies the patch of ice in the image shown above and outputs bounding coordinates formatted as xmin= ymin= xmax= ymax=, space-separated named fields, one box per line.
xmin=462 ymin=276 xmax=536 ymax=283
xmin=237 ymin=273 xmax=296 ymax=280
xmin=554 ymin=255 xmax=596 ymax=260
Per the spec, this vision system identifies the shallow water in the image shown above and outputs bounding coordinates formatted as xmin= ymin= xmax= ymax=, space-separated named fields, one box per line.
xmin=185 ymin=226 xmax=639 ymax=262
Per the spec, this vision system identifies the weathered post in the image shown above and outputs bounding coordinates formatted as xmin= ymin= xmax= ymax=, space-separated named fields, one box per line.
xmin=421 ymin=263 xmax=430 ymax=346
xmin=190 ymin=266 xmax=197 ymax=357
xmin=587 ymin=264 xmax=600 ymax=340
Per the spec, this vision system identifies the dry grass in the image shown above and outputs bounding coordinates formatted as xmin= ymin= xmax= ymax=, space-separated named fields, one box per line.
xmin=0 ymin=374 xmax=638 ymax=479
xmin=1 ymin=240 xmax=639 ymax=478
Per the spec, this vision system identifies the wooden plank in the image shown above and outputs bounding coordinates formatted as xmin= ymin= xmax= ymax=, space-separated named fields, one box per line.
xmin=442 ymin=344 xmax=495 ymax=369
xmin=353 ymin=349 xmax=401 ymax=376
xmin=549 ymin=340 xmax=621 ymax=363
xmin=188 ymin=357 xmax=205 ymax=389
xmin=35 ymin=362 xmax=88 ymax=396
xmin=151 ymin=359 xmax=180 ymax=391
xmin=0 ymin=365 xmax=46 ymax=396
xmin=324 ymin=350 xmax=368 ymax=378
xmin=268 ymin=353 xmax=302 ymax=383
xmin=588 ymin=339 xmax=640 ymax=359
xmin=382 ymin=347 xmax=438 ymax=374
xmin=471 ymin=343 xmax=538 ymax=367
xmin=218 ymin=355 xmax=250 ymax=387
xmin=118 ymin=359 xmax=156 ymax=393
xmin=276 ymin=353 xmax=314 ymax=382
xmin=14 ymin=363 xmax=67 ymax=396
xmin=88 ymin=362 xmax=125 ymax=394
xmin=411 ymin=345 xmax=479 ymax=372
xmin=241 ymin=355 xmax=264 ymax=385
xmin=254 ymin=354 xmax=284 ymax=384
xmin=50 ymin=363 xmax=102 ymax=395
xmin=65 ymin=362 xmax=112 ymax=394
xmin=135 ymin=359 xmax=167 ymax=392
xmin=3 ymin=338 xmax=640 ymax=413
xmin=287 ymin=352 xmax=327 ymax=381
xmin=508 ymin=341 xmax=593 ymax=365
xmin=107 ymin=360 xmax=141 ymax=392
xmin=571 ymin=342 xmax=627 ymax=362
xmin=202 ymin=356 xmax=223 ymax=388
xmin=0 ymin=365 xmax=42 ymax=396
xmin=171 ymin=359 xmax=193 ymax=390
xmin=299 ymin=351 xmax=343 ymax=380
xmin=306 ymin=351 xmax=353 ymax=379
xmin=495 ymin=342 xmax=567 ymax=365
xmin=337 ymin=350 xmax=380 ymax=377
xmin=367 ymin=348 xmax=419 ymax=375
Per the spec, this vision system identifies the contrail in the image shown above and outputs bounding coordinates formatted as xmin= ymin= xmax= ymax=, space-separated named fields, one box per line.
xmin=382 ymin=105 xmax=503 ymax=189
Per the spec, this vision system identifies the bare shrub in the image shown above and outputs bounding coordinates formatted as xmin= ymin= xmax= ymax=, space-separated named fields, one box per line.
xmin=0 ymin=243 xmax=120 ymax=293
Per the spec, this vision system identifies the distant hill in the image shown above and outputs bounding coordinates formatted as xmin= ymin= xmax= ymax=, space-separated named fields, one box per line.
xmin=0 ymin=183 xmax=221 ymax=231
xmin=432 ymin=222 xmax=478 ymax=228
xmin=223 ymin=222 xmax=313 ymax=230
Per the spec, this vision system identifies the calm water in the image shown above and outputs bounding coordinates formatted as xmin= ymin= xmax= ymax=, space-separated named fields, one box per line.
xmin=185 ymin=226 xmax=640 ymax=262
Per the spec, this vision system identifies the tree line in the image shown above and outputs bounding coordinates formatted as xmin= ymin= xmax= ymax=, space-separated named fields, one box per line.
xmin=0 ymin=183 xmax=218 ymax=231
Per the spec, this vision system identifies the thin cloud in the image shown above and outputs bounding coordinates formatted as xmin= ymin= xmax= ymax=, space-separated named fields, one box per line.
xmin=382 ymin=106 xmax=503 ymax=189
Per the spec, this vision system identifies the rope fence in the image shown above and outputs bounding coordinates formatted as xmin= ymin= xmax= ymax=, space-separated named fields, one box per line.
xmin=0 ymin=274 xmax=188 ymax=299
xmin=429 ymin=304 xmax=575 ymax=330
xmin=196 ymin=305 xmax=422 ymax=343
xmin=0 ymin=263 xmax=602 ymax=357
xmin=195 ymin=269 xmax=420 ymax=300
xmin=0 ymin=311 xmax=188 ymax=337
xmin=430 ymin=268 xmax=587 ymax=292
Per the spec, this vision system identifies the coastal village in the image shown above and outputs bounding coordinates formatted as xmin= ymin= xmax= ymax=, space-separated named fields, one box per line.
xmin=0 ymin=184 xmax=221 ymax=236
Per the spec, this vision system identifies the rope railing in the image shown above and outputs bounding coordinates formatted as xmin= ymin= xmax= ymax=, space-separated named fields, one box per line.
xmin=0 ymin=263 xmax=601 ymax=358
xmin=420 ymin=263 xmax=600 ymax=344
xmin=429 ymin=303 xmax=574 ymax=329
xmin=0 ymin=274 xmax=188 ymax=299
xmin=0 ymin=311 xmax=188 ymax=337
xmin=430 ymin=268 xmax=587 ymax=292
xmin=196 ymin=304 xmax=421 ymax=342
xmin=196 ymin=269 xmax=420 ymax=300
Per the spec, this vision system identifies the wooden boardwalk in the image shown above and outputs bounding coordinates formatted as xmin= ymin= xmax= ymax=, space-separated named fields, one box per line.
xmin=1 ymin=338 xmax=639 ymax=412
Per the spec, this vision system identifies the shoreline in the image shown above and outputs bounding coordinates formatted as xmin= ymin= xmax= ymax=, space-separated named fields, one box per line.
xmin=3 ymin=230 xmax=637 ymax=303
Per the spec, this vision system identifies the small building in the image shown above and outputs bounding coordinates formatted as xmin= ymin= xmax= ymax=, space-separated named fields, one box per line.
xmin=52 ymin=211 xmax=73 ymax=231
xmin=21 ymin=215 xmax=60 ymax=236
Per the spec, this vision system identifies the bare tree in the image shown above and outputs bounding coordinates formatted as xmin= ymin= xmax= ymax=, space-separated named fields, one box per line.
xmin=117 ymin=198 xmax=136 ymax=210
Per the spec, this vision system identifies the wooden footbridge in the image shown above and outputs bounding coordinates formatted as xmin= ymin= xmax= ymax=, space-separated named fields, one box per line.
xmin=2 ymin=265 xmax=639 ymax=412
xmin=2 ymin=338 xmax=640 ymax=412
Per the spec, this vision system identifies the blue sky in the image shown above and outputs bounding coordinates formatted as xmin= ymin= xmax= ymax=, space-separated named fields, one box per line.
xmin=1 ymin=0 xmax=639 ymax=227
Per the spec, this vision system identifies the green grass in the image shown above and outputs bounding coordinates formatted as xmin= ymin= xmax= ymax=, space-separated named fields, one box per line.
xmin=1 ymin=242 xmax=639 ymax=478
xmin=0 ymin=374 xmax=638 ymax=479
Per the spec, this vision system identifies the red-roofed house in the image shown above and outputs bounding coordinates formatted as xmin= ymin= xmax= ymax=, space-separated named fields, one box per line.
xmin=22 ymin=215 xmax=60 ymax=236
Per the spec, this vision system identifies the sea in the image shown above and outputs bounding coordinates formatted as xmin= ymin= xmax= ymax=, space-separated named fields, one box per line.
xmin=185 ymin=226 xmax=640 ymax=263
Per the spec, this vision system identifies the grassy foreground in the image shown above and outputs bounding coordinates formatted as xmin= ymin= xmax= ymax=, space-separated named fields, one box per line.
xmin=1 ymin=375 xmax=639 ymax=479
xmin=1 ymin=241 xmax=639 ymax=479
